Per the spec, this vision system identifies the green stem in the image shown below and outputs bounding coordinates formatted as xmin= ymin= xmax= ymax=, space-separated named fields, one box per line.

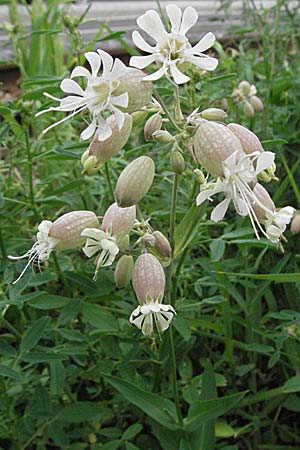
xmin=169 ymin=173 xmax=179 ymax=253
xmin=104 ymin=161 xmax=114 ymax=201
xmin=24 ymin=125 xmax=38 ymax=219
xmin=169 ymin=325 xmax=183 ymax=427
xmin=174 ymin=84 xmax=183 ymax=122
xmin=0 ymin=228 xmax=7 ymax=259
xmin=153 ymin=89 xmax=182 ymax=133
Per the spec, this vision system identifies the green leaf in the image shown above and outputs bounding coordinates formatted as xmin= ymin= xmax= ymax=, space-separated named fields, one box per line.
xmin=104 ymin=374 xmax=178 ymax=430
xmin=50 ymin=361 xmax=65 ymax=396
xmin=0 ymin=364 xmax=22 ymax=381
xmin=185 ymin=391 xmax=247 ymax=432
xmin=216 ymin=272 xmax=300 ymax=283
xmin=283 ymin=376 xmax=300 ymax=394
xmin=58 ymin=299 xmax=81 ymax=326
xmin=81 ymin=303 xmax=118 ymax=333
xmin=60 ymin=401 xmax=108 ymax=423
xmin=175 ymin=204 xmax=205 ymax=255
xmin=122 ymin=423 xmax=142 ymax=440
xmin=20 ymin=316 xmax=51 ymax=354
xmin=210 ymin=240 xmax=225 ymax=262
xmin=27 ymin=294 xmax=70 ymax=310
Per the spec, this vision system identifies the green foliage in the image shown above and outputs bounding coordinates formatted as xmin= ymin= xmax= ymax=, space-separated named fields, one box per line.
xmin=1 ymin=0 xmax=300 ymax=449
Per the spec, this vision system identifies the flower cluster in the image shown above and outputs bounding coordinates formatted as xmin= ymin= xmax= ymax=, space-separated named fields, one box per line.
xmin=9 ymin=3 xmax=296 ymax=340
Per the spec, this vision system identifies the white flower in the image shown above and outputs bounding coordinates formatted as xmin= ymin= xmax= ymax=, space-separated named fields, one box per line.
xmin=196 ymin=150 xmax=276 ymax=239
xmin=36 ymin=50 xmax=129 ymax=141
xmin=130 ymin=4 xmax=218 ymax=85
xmin=129 ymin=295 xmax=176 ymax=336
xmin=81 ymin=228 xmax=119 ymax=279
xmin=264 ymin=207 xmax=295 ymax=243
xmin=8 ymin=221 xmax=58 ymax=284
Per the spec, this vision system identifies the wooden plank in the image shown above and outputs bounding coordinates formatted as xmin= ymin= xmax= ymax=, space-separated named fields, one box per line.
xmin=0 ymin=1 xmax=298 ymax=62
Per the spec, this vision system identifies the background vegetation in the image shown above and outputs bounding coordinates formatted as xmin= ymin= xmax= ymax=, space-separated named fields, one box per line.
xmin=0 ymin=0 xmax=300 ymax=449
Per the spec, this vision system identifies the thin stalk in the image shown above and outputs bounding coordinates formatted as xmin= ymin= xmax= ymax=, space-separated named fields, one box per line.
xmin=174 ymin=84 xmax=184 ymax=122
xmin=169 ymin=325 xmax=183 ymax=427
xmin=153 ymin=89 xmax=182 ymax=133
xmin=169 ymin=173 xmax=179 ymax=253
xmin=104 ymin=162 xmax=114 ymax=200
xmin=24 ymin=125 xmax=38 ymax=219
xmin=0 ymin=228 xmax=7 ymax=259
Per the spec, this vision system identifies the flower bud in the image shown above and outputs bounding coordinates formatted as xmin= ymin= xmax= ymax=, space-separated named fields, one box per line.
xmin=132 ymin=253 xmax=165 ymax=304
xmin=142 ymin=232 xmax=157 ymax=247
xmin=114 ymin=255 xmax=134 ymax=288
xmin=152 ymin=130 xmax=174 ymax=143
xmin=118 ymin=234 xmax=130 ymax=252
xmin=239 ymin=81 xmax=251 ymax=96
xmin=152 ymin=231 xmax=172 ymax=258
xmin=144 ymin=113 xmax=162 ymax=141
xmin=193 ymin=121 xmax=244 ymax=177
xmin=251 ymin=95 xmax=264 ymax=112
xmin=115 ymin=156 xmax=155 ymax=207
xmin=131 ymin=110 xmax=150 ymax=126
xmin=82 ymin=155 xmax=98 ymax=172
xmin=194 ymin=169 xmax=206 ymax=184
xmin=115 ymin=68 xmax=153 ymax=113
xmin=227 ymin=123 xmax=264 ymax=154
xmin=291 ymin=212 xmax=300 ymax=235
xmin=170 ymin=151 xmax=185 ymax=174
xmin=102 ymin=202 xmax=136 ymax=235
xmin=87 ymin=114 xmax=132 ymax=166
xmin=201 ymin=108 xmax=227 ymax=122
xmin=243 ymin=101 xmax=255 ymax=118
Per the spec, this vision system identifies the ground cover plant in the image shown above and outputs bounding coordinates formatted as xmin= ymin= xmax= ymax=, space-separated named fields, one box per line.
xmin=1 ymin=0 xmax=300 ymax=449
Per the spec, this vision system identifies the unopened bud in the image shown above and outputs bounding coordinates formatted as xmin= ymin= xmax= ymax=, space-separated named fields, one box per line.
xmin=114 ymin=255 xmax=134 ymax=288
xmin=152 ymin=130 xmax=174 ymax=143
xmin=252 ymin=183 xmax=275 ymax=220
xmin=194 ymin=169 xmax=206 ymax=184
xmin=258 ymin=171 xmax=272 ymax=183
xmin=132 ymin=253 xmax=165 ymax=304
xmin=152 ymin=231 xmax=172 ymax=258
xmin=201 ymin=108 xmax=227 ymax=122
xmin=243 ymin=101 xmax=255 ymax=118
xmin=83 ymin=155 xmax=98 ymax=172
xmin=144 ymin=113 xmax=162 ymax=141
xmin=117 ymin=234 xmax=130 ymax=252
xmin=291 ymin=212 xmax=300 ymax=235
xmin=131 ymin=110 xmax=149 ymax=126
xmin=102 ymin=202 xmax=136 ymax=235
xmin=170 ymin=151 xmax=185 ymax=174
xmin=239 ymin=81 xmax=251 ymax=96
xmin=115 ymin=156 xmax=155 ymax=207
xmin=115 ymin=68 xmax=153 ymax=113
xmin=193 ymin=121 xmax=244 ymax=177
xmin=250 ymin=95 xmax=264 ymax=112
xmin=227 ymin=123 xmax=264 ymax=154
xmin=142 ymin=233 xmax=157 ymax=247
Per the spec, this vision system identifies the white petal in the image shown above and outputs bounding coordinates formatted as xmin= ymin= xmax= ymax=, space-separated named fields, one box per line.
xmin=80 ymin=118 xmax=97 ymax=141
xmin=142 ymin=313 xmax=153 ymax=336
xmin=179 ymin=6 xmax=198 ymax=35
xmin=111 ymin=107 xmax=125 ymax=130
xmin=82 ymin=243 xmax=100 ymax=258
xmin=192 ymin=32 xmax=216 ymax=53
xmin=166 ymin=4 xmax=182 ymax=33
xmin=97 ymin=121 xmax=112 ymax=141
xmin=110 ymin=58 xmax=127 ymax=79
xmin=130 ymin=54 xmax=157 ymax=69
xmin=130 ymin=314 xmax=145 ymax=330
xmin=97 ymin=49 xmax=114 ymax=78
xmin=211 ymin=197 xmax=231 ymax=222
xmin=169 ymin=62 xmax=190 ymax=84
xmin=60 ymin=79 xmax=84 ymax=96
xmin=275 ymin=207 xmax=295 ymax=227
xmin=81 ymin=228 xmax=104 ymax=240
xmin=71 ymin=66 xmax=91 ymax=79
xmin=156 ymin=311 xmax=174 ymax=332
xmin=85 ymin=52 xmax=101 ymax=77
xmin=137 ymin=10 xmax=167 ymax=42
xmin=130 ymin=305 xmax=141 ymax=321
xmin=143 ymin=65 xmax=167 ymax=81
xmin=234 ymin=196 xmax=249 ymax=216
xmin=196 ymin=184 xmax=223 ymax=206
xmin=184 ymin=54 xmax=218 ymax=71
xmin=60 ymin=96 xmax=85 ymax=111
xmin=112 ymin=92 xmax=128 ymax=108
xmin=254 ymin=151 xmax=275 ymax=175
xmin=38 ymin=220 xmax=53 ymax=234
xmin=132 ymin=30 xmax=156 ymax=53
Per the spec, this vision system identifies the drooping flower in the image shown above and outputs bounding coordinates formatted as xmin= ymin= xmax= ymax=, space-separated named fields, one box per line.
xmin=9 ymin=211 xmax=99 ymax=283
xmin=81 ymin=203 xmax=136 ymax=279
xmin=81 ymin=228 xmax=119 ymax=279
xmin=232 ymin=80 xmax=264 ymax=117
xmin=36 ymin=50 xmax=129 ymax=141
xmin=196 ymin=151 xmax=275 ymax=239
xmin=129 ymin=253 xmax=176 ymax=336
xmin=130 ymin=4 xmax=218 ymax=84
xmin=251 ymin=183 xmax=295 ymax=243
